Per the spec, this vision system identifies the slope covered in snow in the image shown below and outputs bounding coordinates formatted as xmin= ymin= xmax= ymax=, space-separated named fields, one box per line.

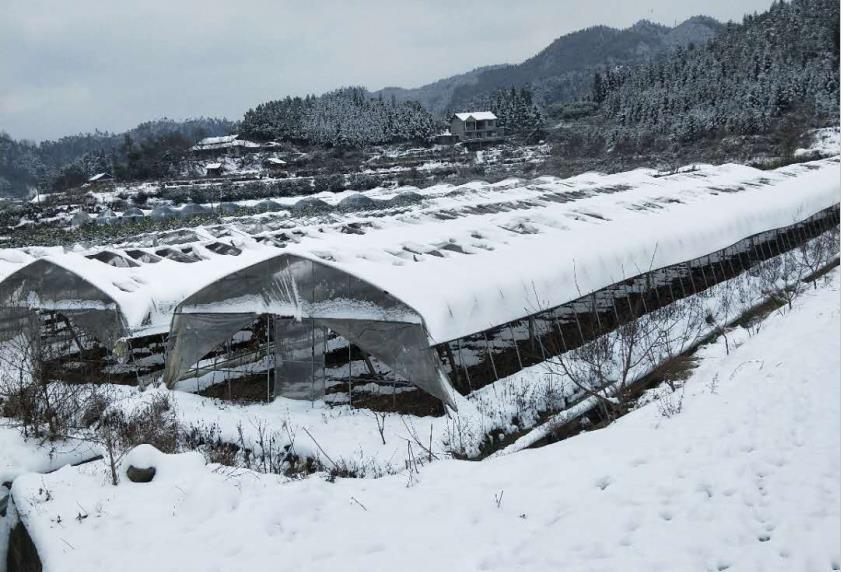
xmin=9 ymin=271 xmax=840 ymax=571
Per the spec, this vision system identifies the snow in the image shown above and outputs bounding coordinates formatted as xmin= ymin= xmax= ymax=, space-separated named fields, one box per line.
xmin=0 ymin=157 xmax=837 ymax=345
xmin=190 ymin=134 xmax=261 ymax=151
xmin=454 ymin=111 xmax=498 ymax=121
xmin=120 ymin=444 xmax=204 ymax=482
xmin=8 ymin=270 xmax=840 ymax=571
xmin=205 ymin=162 xmax=222 ymax=170
xmin=284 ymin=158 xmax=839 ymax=343
xmin=795 ymin=126 xmax=840 ymax=158
xmin=195 ymin=135 xmax=238 ymax=145
xmin=0 ymin=425 xmax=97 ymax=484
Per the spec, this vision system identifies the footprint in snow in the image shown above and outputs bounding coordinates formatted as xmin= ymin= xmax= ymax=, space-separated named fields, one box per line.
xmin=594 ymin=476 xmax=612 ymax=490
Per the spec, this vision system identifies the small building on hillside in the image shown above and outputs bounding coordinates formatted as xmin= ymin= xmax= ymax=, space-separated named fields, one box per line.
xmin=263 ymin=157 xmax=288 ymax=177
xmin=85 ymin=172 xmax=114 ymax=191
xmin=191 ymin=134 xmax=262 ymax=156
xmin=205 ymin=163 xmax=224 ymax=177
xmin=450 ymin=112 xmax=501 ymax=143
xmin=88 ymin=172 xmax=113 ymax=183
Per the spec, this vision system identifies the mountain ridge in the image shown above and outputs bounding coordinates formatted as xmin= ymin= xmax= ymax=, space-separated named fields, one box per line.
xmin=373 ymin=16 xmax=724 ymax=114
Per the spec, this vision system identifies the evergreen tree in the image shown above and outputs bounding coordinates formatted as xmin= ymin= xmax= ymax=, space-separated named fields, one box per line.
xmin=595 ymin=0 xmax=838 ymax=142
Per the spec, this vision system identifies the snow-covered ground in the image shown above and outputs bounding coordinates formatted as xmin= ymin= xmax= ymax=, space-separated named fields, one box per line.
xmin=7 ymin=270 xmax=839 ymax=571
xmin=796 ymin=126 xmax=840 ymax=158
xmin=0 ymin=427 xmax=96 ymax=485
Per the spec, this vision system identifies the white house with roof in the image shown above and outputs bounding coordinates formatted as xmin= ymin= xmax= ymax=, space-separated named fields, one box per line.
xmin=450 ymin=112 xmax=501 ymax=142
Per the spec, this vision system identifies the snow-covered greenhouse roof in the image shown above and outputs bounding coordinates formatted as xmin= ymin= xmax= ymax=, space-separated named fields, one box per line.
xmin=0 ymin=157 xmax=837 ymax=345
xmin=190 ymin=134 xmax=261 ymax=152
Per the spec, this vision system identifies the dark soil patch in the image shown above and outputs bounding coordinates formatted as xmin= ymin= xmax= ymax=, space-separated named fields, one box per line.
xmin=348 ymin=387 xmax=445 ymax=417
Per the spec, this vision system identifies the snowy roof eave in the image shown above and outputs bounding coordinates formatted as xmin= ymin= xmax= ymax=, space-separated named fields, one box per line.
xmin=454 ymin=112 xmax=497 ymax=121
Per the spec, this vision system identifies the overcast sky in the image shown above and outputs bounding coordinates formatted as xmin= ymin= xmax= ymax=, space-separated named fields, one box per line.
xmin=1 ymin=0 xmax=776 ymax=141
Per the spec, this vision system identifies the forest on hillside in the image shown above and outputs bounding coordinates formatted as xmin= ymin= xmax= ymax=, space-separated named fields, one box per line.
xmin=594 ymin=0 xmax=839 ymax=144
xmin=0 ymin=118 xmax=234 ymax=198
xmin=239 ymin=87 xmax=436 ymax=146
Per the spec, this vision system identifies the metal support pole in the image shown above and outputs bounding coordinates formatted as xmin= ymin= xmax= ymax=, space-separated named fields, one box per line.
xmin=591 ymin=294 xmax=603 ymax=333
xmin=610 ymin=292 xmax=623 ymax=326
xmin=444 ymin=343 xmax=462 ymax=390
xmin=572 ymin=306 xmax=587 ymax=346
xmin=778 ymin=228 xmax=793 ymax=253
xmin=715 ymin=252 xmax=729 ymax=283
xmin=794 ymin=222 xmax=809 ymax=247
xmin=347 ymin=336 xmax=353 ymax=406
xmin=666 ymin=276 xmax=678 ymax=305
xmin=698 ymin=261 xmax=711 ymax=290
xmin=553 ymin=317 xmax=569 ymax=352
xmin=456 ymin=338 xmax=473 ymax=392
xmin=676 ymin=269 xmax=689 ymax=299
xmin=483 ymin=331 xmax=500 ymax=381
xmin=637 ymin=282 xmax=650 ymax=315
xmin=507 ymin=324 xmax=524 ymax=370
xmin=266 ymin=315 xmax=272 ymax=403
xmin=651 ymin=273 xmax=664 ymax=307
xmin=686 ymin=263 xmax=699 ymax=294
xmin=534 ymin=319 xmax=548 ymax=361
xmin=726 ymin=249 xmax=740 ymax=278
xmin=707 ymin=255 xmax=720 ymax=285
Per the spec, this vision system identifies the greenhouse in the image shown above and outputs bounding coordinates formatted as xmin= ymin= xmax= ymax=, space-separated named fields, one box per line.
xmin=0 ymin=258 xmax=128 ymax=348
xmin=164 ymin=253 xmax=457 ymax=407
xmin=0 ymin=156 xmax=837 ymax=408
xmin=157 ymin=157 xmax=839 ymax=407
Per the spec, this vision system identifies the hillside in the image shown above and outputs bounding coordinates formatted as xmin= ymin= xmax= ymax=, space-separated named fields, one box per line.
xmin=598 ymin=0 xmax=840 ymax=142
xmin=376 ymin=65 xmax=508 ymax=116
xmin=0 ymin=118 xmax=234 ymax=199
xmin=374 ymin=16 xmax=723 ymax=114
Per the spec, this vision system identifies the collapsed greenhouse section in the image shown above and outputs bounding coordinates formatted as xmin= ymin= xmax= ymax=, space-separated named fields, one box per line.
xmin=0 ymin=157 xmax=838 ymax=415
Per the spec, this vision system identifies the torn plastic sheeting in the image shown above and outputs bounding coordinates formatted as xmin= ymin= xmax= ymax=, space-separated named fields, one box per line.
xmin=163 ymin=312 xmax=258 ymax=387
xmin=315 ymin=317 xmax=457 ymax=409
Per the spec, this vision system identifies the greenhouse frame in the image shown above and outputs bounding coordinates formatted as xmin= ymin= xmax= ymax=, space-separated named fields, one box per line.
xmin=0 ymin=156 xmax=837 ymax=410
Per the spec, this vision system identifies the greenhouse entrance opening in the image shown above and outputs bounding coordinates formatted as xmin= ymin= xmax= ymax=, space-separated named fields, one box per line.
xmin=170 ymin=313 xmax=446 ymax=415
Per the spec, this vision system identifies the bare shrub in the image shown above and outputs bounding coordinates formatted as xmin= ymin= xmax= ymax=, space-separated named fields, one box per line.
xmin=118 ymin=392 xmax=178 ymax=454
xmin=800 ymin=227 xmax=840 ymax=287
xmin=89 ymin=390 xmax=179 ymax=485
xmin=0 ymin=330 xmax=90 ymax=441
xmin=753 ymin=249 xmax=805 ymax=312
xmin=656 ymin=384 xmax=686 ymax=418
xmin=545 ymin=312 xmax=654 ymax=421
